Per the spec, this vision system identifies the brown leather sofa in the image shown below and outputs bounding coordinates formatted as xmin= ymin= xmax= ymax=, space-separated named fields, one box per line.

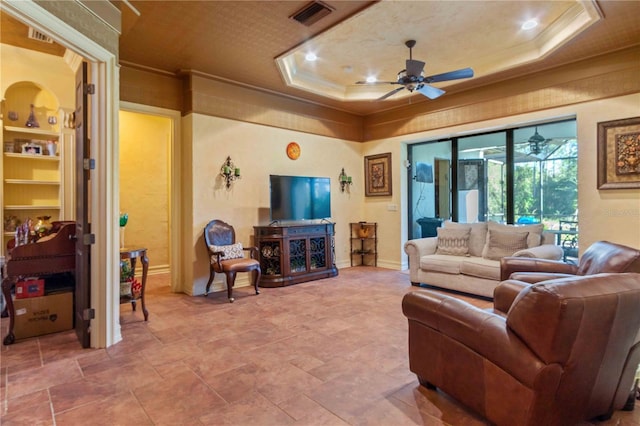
xmin=402 ymin=273 xmax=640 ymax=426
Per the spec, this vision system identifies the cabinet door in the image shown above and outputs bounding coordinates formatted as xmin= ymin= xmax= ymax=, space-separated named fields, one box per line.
xmin=258 ymin=239 xmax=283 ymax=276
xmin=288 ymin=238 xmax=307 ymax=273
xmin=309 ymin=236 xmax=327 ymax=270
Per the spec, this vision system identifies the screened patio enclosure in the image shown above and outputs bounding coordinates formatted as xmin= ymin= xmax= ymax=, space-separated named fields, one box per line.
xmin=407 ymin=119 xmax=578 ymax=259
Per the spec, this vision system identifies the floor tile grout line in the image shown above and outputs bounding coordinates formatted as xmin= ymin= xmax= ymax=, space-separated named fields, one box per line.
xmin=47 ymin=387 xmax=57 ymax=426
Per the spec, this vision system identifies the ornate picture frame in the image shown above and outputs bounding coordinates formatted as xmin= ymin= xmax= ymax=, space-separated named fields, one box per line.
xmin=597 ymin=116 xmax=640 ymax=189
xmin=365 ymin=152 xmax=392 ymax=196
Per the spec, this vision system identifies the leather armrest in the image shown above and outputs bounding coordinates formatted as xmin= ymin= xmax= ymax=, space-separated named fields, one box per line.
xmin=513 ymin=244 xmax=564 ymax=261
xmin=500 ymin=257 xmax=578 ymax=281
xmin=402 ymin=290 xmax=547 ymax=387
xmin=508 ymin=272 xmax=575 ymax=284
xmin=493 ymin=280 xmax=530 ymax=314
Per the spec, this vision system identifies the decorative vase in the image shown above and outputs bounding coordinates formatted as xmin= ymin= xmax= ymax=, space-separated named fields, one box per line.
xmin=120 ymin=227 xmax=125 ymax=249
xmin=47 ymin=142 xmax=57 ymax=156
xmin=25 ymin=104 xmax=39 ymax=128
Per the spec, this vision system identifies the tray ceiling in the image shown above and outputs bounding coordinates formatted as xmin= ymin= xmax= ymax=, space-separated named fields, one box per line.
xmin=2 ymin=1 xmax=639 ymax=116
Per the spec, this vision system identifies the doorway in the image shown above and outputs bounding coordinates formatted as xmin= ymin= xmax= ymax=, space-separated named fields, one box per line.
xmin=119 ymin=110 xmax=171 ymax=274
xmin=119 ymin=103 xmax=181 ymax=292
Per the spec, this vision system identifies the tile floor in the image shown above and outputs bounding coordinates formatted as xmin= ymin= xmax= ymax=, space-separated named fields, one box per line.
xmin=1 ymin=267 xmax=639 ymax=425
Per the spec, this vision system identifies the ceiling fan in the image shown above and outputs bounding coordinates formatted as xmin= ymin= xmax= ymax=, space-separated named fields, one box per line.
xmin=356 ymin=40 xmax=474 ymax=101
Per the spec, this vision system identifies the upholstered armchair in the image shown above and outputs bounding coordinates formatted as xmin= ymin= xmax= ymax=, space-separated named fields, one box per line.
xmin=402 ymin=273 xmax=640 ymax=426
xmin=203 ymin=220 xmax=261 ymax=303
xmin=496 ymin=241 xmax=640 ymax=312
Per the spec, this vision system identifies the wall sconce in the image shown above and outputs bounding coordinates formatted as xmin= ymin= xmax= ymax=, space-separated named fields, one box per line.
xmin=220 ymin=156 xmax=241 ymax=189
xmin=339 ymin=168 xmax=352 ymax=192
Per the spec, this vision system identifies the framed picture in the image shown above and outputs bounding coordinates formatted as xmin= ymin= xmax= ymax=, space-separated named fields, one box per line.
xmin=365 ymin=152 xmax=392 ymax=196
xmin=21 ymin=143 xmax=42 ymax=155
xmin=597 ymin=116 xmax=640 ymax=189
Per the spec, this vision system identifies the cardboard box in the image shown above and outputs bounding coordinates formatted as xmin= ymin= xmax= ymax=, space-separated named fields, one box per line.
xmin=14 ymin=292 xmax=73 ymax=340
xmin=15 ymin=278 xmax=45 ymax=299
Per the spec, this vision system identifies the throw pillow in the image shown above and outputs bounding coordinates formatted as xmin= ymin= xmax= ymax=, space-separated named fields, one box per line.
xmin=209 ymin=242 xmax=244 ymax=260
xmin=436 ymin=227 xmax=471 ymax=256
xmin=487 ymin=220 xmax=543 ymax=248
xmin=444 ymin=220 xmax=487 ymax=256
xmin=482 ymin=229 xmax=529 ymax=260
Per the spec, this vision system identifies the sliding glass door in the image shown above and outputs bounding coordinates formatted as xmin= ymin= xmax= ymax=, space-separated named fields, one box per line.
xmin=407 ymin=119 xmax=578 ymax=254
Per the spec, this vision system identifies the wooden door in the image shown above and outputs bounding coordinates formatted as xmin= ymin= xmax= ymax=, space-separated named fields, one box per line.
xmin=74 ymin=62 xmax=91 ymax=348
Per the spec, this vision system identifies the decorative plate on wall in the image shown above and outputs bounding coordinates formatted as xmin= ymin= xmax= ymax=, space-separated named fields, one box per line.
xmin=286 ymin=142 xmax=300 ymax=160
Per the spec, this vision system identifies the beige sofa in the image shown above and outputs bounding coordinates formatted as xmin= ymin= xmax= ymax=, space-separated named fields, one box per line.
xmin=404 ymin=220 xmax=563 ymax=298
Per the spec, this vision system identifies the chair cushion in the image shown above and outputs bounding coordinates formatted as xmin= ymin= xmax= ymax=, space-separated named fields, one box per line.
xmin=220 ymin=257 xmax=260 ymax=272
xmin=209 ymin=242 xmax=244 ymax=260
xmin=436 ymin=227 xmax=470 ymax=256
xmin=482 ymin=229 xmax=529 ymax=260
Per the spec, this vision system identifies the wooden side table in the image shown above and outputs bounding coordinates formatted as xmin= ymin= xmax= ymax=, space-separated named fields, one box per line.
xmin=120 ymin=247 xmax=149 ymax=321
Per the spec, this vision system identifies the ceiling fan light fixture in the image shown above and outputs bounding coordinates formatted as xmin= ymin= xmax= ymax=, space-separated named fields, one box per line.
xmin=528 ymin=126 xmax=547 ymax=154
xmin=365 ymin=76 xmax=377 ymax=83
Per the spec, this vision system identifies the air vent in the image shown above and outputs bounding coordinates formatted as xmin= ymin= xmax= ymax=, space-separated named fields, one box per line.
xmin=28 ymin=27 xmax=54 ymax=43
xmin=290 ymin=1 xmax=334 ymax=26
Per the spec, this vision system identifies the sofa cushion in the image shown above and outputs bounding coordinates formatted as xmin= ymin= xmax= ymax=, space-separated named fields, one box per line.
xmin=444 ymin=220 xmax=487 ymax=256
xmin=436 ymin=227 xmax=470 ymax=256
xmin=482 ymin=229 xmax=529 ymax=260
xmin=460 ymin=257 xmax=501 ymax=280
xmin=487 ymin=220 xmax=543 ymax=248
xmin=420 ymin=254 xmax=463 ymax=275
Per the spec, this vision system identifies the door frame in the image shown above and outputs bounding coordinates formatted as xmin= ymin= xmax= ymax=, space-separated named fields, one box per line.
xmin=119 ymin=102 xmax=182 ymax=293
xmin=3 ymin=1 xmax=121 ymax=347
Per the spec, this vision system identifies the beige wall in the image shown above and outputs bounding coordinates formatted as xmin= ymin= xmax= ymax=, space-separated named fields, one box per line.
xmin=183 ymin=114 xmax=364 ymax=295
xmin=0 ymin=44 xmax=75 ymax=109
xmin=362 ymin=93 xmax=640 ymax=269
xmin=119 ymin=110 xmax=171 ymax=273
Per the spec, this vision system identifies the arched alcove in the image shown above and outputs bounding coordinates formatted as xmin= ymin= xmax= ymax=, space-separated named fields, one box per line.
xmin=3 ymin=81 xmax=60 ymax=131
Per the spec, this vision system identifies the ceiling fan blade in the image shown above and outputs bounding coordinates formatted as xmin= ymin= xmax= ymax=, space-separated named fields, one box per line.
xmin=425 ymin=67 xmax=474 ymax=83
xmin=406 ymin=59 xmax=425 ymax=77
xmin=416 ymin=84 xmax=445 ymax=99
xmin=355 ymin=80 xmax=400 ymax=85
xmin=377 ymin=87 xmax=405 ymax=100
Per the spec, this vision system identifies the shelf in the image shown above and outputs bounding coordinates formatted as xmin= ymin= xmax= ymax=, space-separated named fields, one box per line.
xmin=350 ymin=222 xmax=378 ymax=267
xmin=4 ymin=126 xmax=59 ymax=138
xmin=5 ymin=179 xmax=60 ymax=185
xmin=4 ymin=152 xmax=60 ymax=161
xmin=4 ymin=205 xmax=60 ymax=210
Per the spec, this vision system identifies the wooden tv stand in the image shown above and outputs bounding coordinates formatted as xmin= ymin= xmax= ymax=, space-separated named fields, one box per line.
xmin=253 ymin=223 xmax=338 ymax=287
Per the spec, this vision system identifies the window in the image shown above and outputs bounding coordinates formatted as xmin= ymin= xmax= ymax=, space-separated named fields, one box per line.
xmin=407 ymin=119 xmax=578 ymax=246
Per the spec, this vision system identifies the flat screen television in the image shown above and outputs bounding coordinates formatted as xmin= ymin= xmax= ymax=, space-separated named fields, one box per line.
xmin=270 ymin=175 xmax=331 ymax=222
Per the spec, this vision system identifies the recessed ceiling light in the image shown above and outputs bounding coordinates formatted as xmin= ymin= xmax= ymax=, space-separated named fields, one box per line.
xmin=521 ymin=19 xmax=538 ymax=30
xmin=366 ymin=76 xmax=377 ymax=83
xmin=305 ymin=52 xmax=317 ymax=61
